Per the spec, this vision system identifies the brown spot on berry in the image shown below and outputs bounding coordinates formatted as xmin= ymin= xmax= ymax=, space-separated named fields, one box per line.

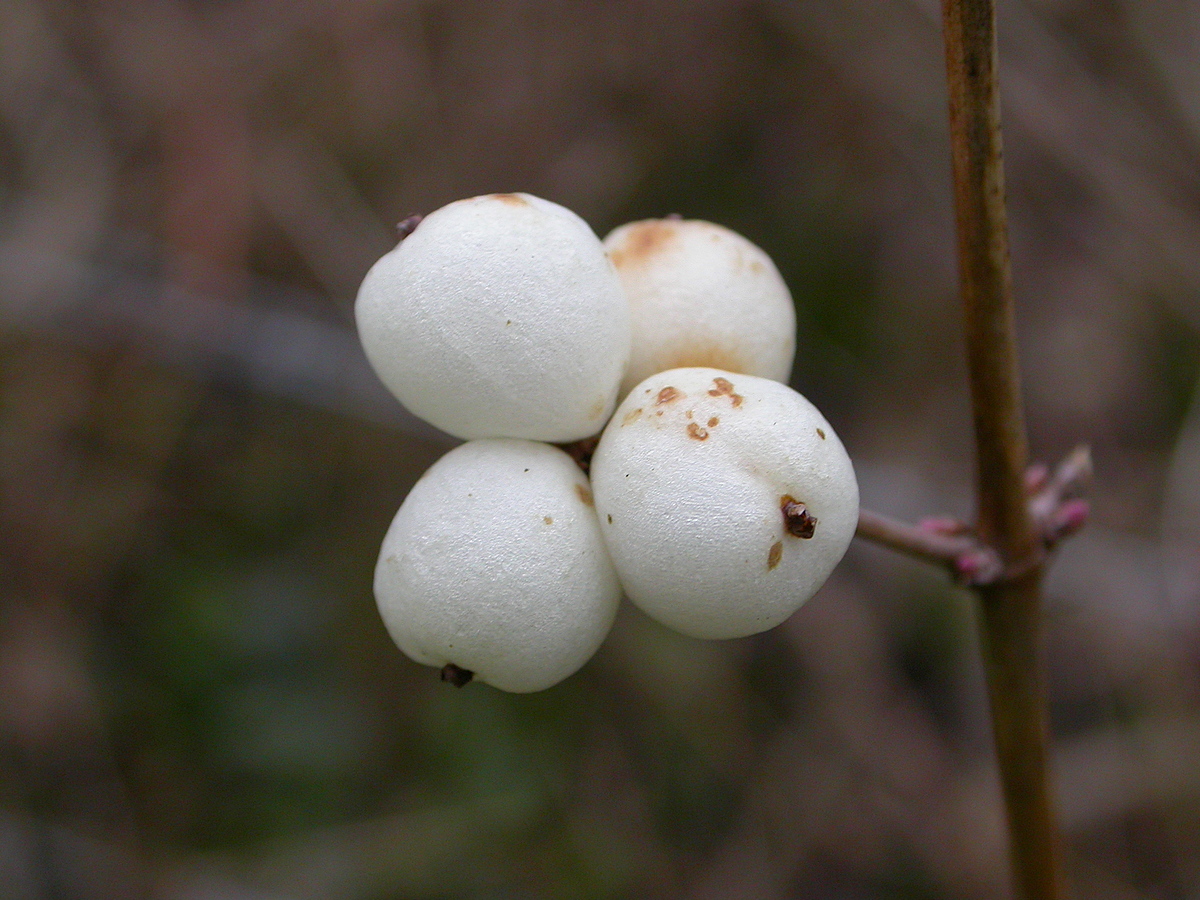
xmin=441 ymin=664 xmax=474 ymax=687
xmin=607 ymin=514 xmax=613 ymax=524
xmin=686 ymin=409 xmax=693 ymax=419
xmin=492 ymin=193 xmax=527 ymax=206
xmin=686 ymin=423 xmax=709 ymax=441
xmin=622 ymin=407 xmax=643 ymax=426
xmin=768 ymin=541 xmax=783 ymax=570
xmin=707 ymin=416 xmax=719 ymax=428
xmin=656 ymin=386 xmax=683 ymax=404
xmin=781 ymin=495 xmax=817 ymax=539
xmin=817 ymin=428 xmax=826 ymax=440
xmin=575 ymin=483 xmax=594 ymax=506
xmin=609 ymin=220 xmax=677 ymax=268
xmin=544 ymin=516 xmax=553 ymax=525
xmin=708 ymin=377 xmax=743 ymax=407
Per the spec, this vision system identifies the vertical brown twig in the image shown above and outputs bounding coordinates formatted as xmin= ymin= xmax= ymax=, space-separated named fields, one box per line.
xmin=941 ymin=2 xmax=1067 ymax=898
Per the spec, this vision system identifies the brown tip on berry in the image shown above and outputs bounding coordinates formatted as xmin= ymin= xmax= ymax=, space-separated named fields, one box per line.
xmin=440 ymin=663 xmax=474 ymax=687
xmin=781 ymin=496 xmax=817 ymax=539
xmin=397 ymin=214 xmax=424 ymax=240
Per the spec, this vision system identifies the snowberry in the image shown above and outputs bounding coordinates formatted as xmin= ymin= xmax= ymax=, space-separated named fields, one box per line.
xmin=374 ymin=439 xmax=621 ymax=692
xmin=589 ymin=368 xmax=858 ymax=639
xmin=356 ymin=193 xmax=630 ymax=442
xmin=603 ymin=218 xmax=796 ymax=397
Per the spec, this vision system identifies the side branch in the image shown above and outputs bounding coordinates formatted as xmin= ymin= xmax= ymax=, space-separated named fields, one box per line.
xmin=856 ymin=508 xmax=1000 ymax=583
xmin=855 ymin=445 xmax=1091 ymax=586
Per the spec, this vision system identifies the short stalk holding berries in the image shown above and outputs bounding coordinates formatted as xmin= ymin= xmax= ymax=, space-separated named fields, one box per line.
xmin=590 ymin=368 xmax=858 ymax=639
xmin=375 ymin=439 xmax=621 ymax=692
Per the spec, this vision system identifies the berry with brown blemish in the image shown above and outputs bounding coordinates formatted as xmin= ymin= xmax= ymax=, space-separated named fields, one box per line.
xmin=603 ymin=218 xmax=796 ymax=395
xmin=589 ymin=367 xmax=858 ymax=640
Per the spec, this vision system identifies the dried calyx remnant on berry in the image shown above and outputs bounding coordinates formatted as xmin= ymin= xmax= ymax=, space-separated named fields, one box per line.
xmin=374 ymin=439 xmax=621 ymax=693
xmin=589 ymin=367 xmax=859 ymax=640
xmin=356 ymin=193 xmax=631 ymax=442
xmin=604 ymin=218 xmax=796 ymax=397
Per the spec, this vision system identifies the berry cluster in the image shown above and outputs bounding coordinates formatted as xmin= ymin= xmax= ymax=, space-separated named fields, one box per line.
xmin=356 ymin=193 xmax=858 ymax=692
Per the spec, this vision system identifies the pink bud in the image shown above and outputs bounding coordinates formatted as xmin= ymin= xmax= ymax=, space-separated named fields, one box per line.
xmin=1024 ymin=463 xmax=1050 ymax=494
xmin=954 ymin=550 xmax=1003 ymax=585
xmin=1048 ymin=499 xmax=1089 ymax=542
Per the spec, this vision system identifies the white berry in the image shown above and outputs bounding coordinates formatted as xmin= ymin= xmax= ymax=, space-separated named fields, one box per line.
xmin=590 ymin=368 xmax=858 ymax=639
xmin=356 ymin=193 xmax=631 ymax=442
xmin=603 ymin=219 xmax=795 ymax=397
xmin=374 ymin=439 xmax=620 ymax=692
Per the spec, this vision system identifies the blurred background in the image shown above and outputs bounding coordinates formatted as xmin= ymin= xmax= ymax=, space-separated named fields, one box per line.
xmin=1 ymin=0 xmax=1198 ymax=897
